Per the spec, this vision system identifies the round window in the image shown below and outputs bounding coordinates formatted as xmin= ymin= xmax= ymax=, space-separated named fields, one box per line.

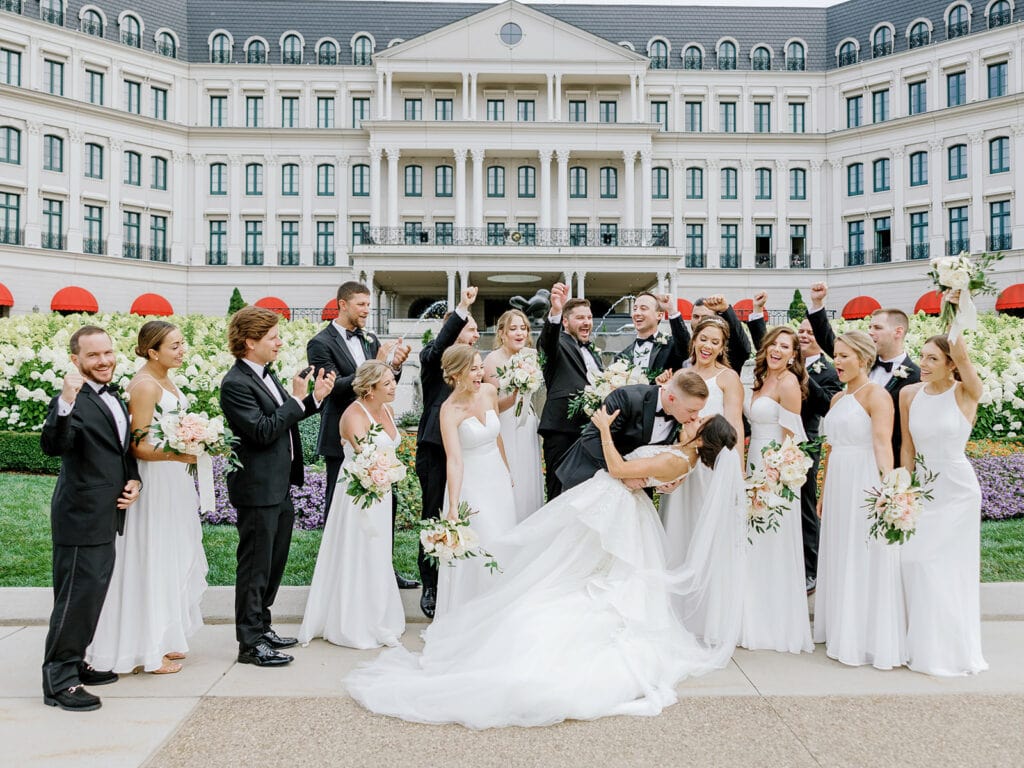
xmin=500 ymin=22 xmax=523 ymax=46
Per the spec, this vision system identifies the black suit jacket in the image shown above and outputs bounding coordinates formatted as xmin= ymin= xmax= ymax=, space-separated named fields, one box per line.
xmin=40 ymin=387 xmax=140 ymax=546
xmin=538 ymin=319 xmax=604 ymax=436
xmin=307 ymin=323 xmax=399 ymax=459
xmin=555 ymin=384 xmax=678 ymax=491
xmin=615 ymin=315 xmax=691 ymax=378
xmin=416 ymin=311 xmax=469 ymax=449
xmin=219 ymin=360 xmax=318 ymax=508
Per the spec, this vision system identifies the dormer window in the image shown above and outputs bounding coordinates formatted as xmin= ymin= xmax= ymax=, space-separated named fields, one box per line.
xmin=718 ymin=41 xmax=737 ymax=70
xmin=282 ymin=34 xmax=302 ymax=65
xmin=211 ymin=33 xmax=231 ymax=63
xmin=649 ymin=39 xmax=668 ymax=69
xmin=247 ymin=40 xmax=266 ymax=64
xmin=838 ymin=40 xmax=857 ymax=66
xmin=318 ymin=41 xmax=337 ymax=65
xmin=353 ymin=35 xmax=372 ymax=66
xmin=752 ymin=46 xmax=771 ymax=71
xmin=786 ymin=42 xmax=805 ymax=71
xmin=683 ymin=46 xmax=702 ymax=70
xmin=121 ymin=14 xmax=141 ymax=48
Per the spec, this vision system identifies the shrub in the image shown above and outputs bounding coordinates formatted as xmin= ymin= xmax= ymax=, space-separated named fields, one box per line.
xmin=0 ymin=431 xmax=61 ymax=473
xmin=228 ymin=288 xmax=246 ymax=315
xmin=789 ymin=289 xmax=808 ymax=321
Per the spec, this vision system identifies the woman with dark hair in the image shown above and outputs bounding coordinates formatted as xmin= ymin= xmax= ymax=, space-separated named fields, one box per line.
xmin=87 ymin=321 xmax=208 ymax=675
xmin=346 ymin=411 xmax=748 ymax=728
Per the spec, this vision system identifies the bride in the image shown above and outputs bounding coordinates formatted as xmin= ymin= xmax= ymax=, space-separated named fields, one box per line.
xmin=345 ymin=410 xmax=747 ymax=729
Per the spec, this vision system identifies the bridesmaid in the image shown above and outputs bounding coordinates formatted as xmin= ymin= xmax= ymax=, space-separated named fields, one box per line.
xmin=298 ymin=360 xmax=405 ymax=649
xmin=815 ymin=330 xmax=905 ymax=670
xmin=483 ymin=309 xmax=544 ymax=521
xmin=87 ymin=321 xmax=208 ymax=675
xmin=899 ymin=327 xmax=987 ymax=676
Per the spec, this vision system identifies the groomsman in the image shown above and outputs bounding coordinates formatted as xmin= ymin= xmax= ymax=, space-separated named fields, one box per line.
xmin=806 ymin=282 xmax=920 ymax=461
xmin=539 ymin=282 xmax=603 ymax=500
xmin=40 ymin=325 xmax=141 ymax=711
xmin=690 ymin=295 xmax=752 ymax=375
xmin=616 ymin=292 xmax=691 ymax=379
xmin=747 ymin=292 xmax=842 ymax=592
xmin=416 ymin=287 xmax=480 ymax=618
xmin=220 ymin=307 xmax=334 ymax=667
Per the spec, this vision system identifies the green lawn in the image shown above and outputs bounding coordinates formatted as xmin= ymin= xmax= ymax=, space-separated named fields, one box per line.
xmin=2 ymin=472 xmax=1021 ymax=586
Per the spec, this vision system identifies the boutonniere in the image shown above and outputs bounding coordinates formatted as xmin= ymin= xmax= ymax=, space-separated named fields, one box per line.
xmin=893 ymin=365 xmax=910 ymax=379
xmin=653 ymin=332 xmax=670 ymax=345
xmin=365 ymin=333 xmax=377 ymax=345
xmin=810 ymin=360 xmax=824 ymax=374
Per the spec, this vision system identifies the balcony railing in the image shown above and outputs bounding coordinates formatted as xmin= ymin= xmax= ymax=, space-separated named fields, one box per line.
xmin=720 ymin=253 xmax=739 ymax=268
xmin=990 ymin=9 xmax=1012 ymax=28
xmin=41 ymin=232 xmax=65 ymax=250
xmin=869 ymin=246 xmax=891 ymax=264
xmin=318 ymin=51 xmax=337 ymax=65
xmin=211 ymin=50 xmax=231 ymax=63
xmin=156 ymin=43 xmax=176 ymax=59
xmin=838 ymin=50 xmax=858 ymax=67
xmin=148 ymin=245 xmax=168 ymax=262
xmin=649 ymin=56 xmax=668 ymax=70
xmin=0 ymin=0 xmax=21 ymax=13
xmin=243 ymin=250 xmax=264 ymax=266
xmin=790 ymin=252 xmax=810 ymax=268
xmin=0 ymin=226 xmax=22 ymax=245
xmin=947 ymin=238 xmax=970 ymax=255
xmin=947 ymin=20 xmax=970 ymax=39
xmin=752 ymin=58 xmax=771 ymax=71
xmin=717 ymin=56 xmax=736 ymax=71
xmin=683 ymin=56 xmax=702 ymax=70
xmin=122 ymin=242 xmax=141 ymax=259
xmin=872 ymin=41 xmax=893 ymax=58
xmin=908 ymin=32 xmax=930 ymax=49
xmin=315 ymin=250 xmax=335 ymax=266
xmin=282 ymin=52 xmax=302 ymax=65
xmin=80 ymin=19 xmax=102 ymax=36
xmin=40 ymin=8 xmax=63 ymax=25
xmin=84 ymin=237 xmax=106 ymax=255
xmin=910 ymin=243 xmax=931 ymax=260
xmin=755 ymin=252 xmax=775 ymax=268
xmin=247 ymin=50 xmax=266 ymax=64
xmin=279 ymin=251 xmax=300 ymax=266
xmin=786 ymin=58 xmax=805 ymax=71
xmin=845 ymin=249 xmax=866 ymax=266
xmin=207 ymin=249 xmax=227 ymax=265
xmin=353 ymin=52 xmax=372 ymax=66
xmin=358 ymin=226 xmax=666 ymax=248
xmin=685 ymin=252 xmax=705 ymax=268
xmin=121 ymin=31 xmax=141 ymax=48
xmin=988 ymin=233 xmax=1013 ymax=251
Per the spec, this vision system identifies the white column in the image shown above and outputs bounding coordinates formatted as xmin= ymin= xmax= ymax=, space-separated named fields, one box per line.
xmin=23 ymin=121 xmax=41 ymax=247
xmin=629 ymin=74 xmax=637 ymax=122
xmin=336 ymin=156 xmax=350 ymax=258
xmin=110 ymin=63 xmax=121 ymax=110
xmin=470 ymin=72 xmax=478 ymax=120
xmin=364 ymin=269 xmax=376 ymax=331
xmin=809 ymin=160 xmax=823 ymax=267
xmin=775 ymin=159 xmax=788 ymax=268
xmin=671 ymin=86 xmax=680 ymax=132
xmin=706 ymin=160 xmax=719 ymax=267
xmin=640 ymin=149 xmax=653 ymax=234
xmin=971 ymin=51 xmax=983 ymax=104
xmin=265 ymin=156 xmax=278 ymax=264
xmin=376 ymin=71 xmax=386 ymax=119
xmin=829 ymin=157 xmax=844 ymax=268
xmin=969 ymin=131 xmax=986 ymax=253
xmin=303 ymin=84 xmax=313 ymax=128
xmin=171 ymin=151 xmax=187 ymax=263
xmin=637 ymin=75 xmax=646 ymax=122
xmin=108 ymin=139 xmax=123 ymax=257
xmin=228 ymin=155 xmax=242 ymax=265
xmin=300 ymin=155 xmax=314 ymax=265
xmin=462 ymin=73 xmax=470 ymax=119
xmin=385 ymin=72 xmax=393 ymax=120
xmin=369 ymin=146 xmax=382 ymax=229
xmin=446 ymin=270 xmax=456 ymax=308
xmin=622 ymin=150 xmax=637 ymax=230
xmin=556 ymin=149 xmax=570 ymax=230
xmin=554 ymin=73 xmax=562 ymax=121
xmin=671 ymin=158 xmax=685 ymax=249
xmin=338 ymin=85 xmax=348 ymax=132
xmin=739 ymin=159 xmax=753 ymax=268
xmin=190 ymin=153 xmax=206 ymax=264
xmin=539 ymin=148 xmax=553 ymax=232
xmin=546 ymin=74 xmax=554 ymax=120
xmin=891 ymin=149 xmax=906 ymax=260
xmin=454 ymin=148 xmax=468 ymax=231
xmin=386 ymin=147 xmax=400 ymax=231
xmin=929 ymin=138 xmax=944 ymax=260
xmin=1012 ymin=124 xmax=1024 ymax=247
xmin=471 ymin=148 xmax=485 ymax=230
xmin=577 ymin=271 xmax=587 ymax=299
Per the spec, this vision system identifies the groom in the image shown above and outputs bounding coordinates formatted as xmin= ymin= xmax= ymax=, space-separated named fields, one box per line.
xmin=556 ymin=370 xmax=709 ymax=492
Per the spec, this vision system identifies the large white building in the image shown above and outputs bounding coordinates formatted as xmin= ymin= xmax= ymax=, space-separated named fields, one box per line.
xmin=2 ymin=0 xmax=1024 ymax=325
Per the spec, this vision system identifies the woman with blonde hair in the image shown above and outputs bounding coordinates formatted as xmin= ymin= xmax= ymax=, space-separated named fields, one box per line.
xmin=815 ymin=329 xmax=906 ymax=669
xmin=482 ymin=309 xmax=543 ymax=521
xmin=298 ymin=360 xmax=405 ymax=649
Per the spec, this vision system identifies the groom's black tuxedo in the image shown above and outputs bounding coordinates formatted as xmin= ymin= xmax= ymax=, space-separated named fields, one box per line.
xmin=556 ymin=384 xmax=679 ymax=492
xmin=615 ymin=315 xmax=691 ymax=378
xmin=220 ymin=359 xmax=319 ymax=648
xmin=40 ymin=385 xmax=140 ymax=696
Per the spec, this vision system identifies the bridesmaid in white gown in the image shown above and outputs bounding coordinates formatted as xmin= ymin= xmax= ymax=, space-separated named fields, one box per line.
xmin=741 ymin=326 xmax=813 ymax=654
xmin=815 ymin=330 xmax=905 ymax=669
xmin=660 ymin=317 xmax=744 ymax=565
xmin=298 ymin=360 xmax=405 ymax=649
xmin=87 ymin=321 xmax=208 ymax=675
xmin=899 ymin=328 xmax=987 ymax=676
xmin=483 ymin=309 xmax=544 ymax=522
xmin=435 ymin=344 xmax=517 ymax=618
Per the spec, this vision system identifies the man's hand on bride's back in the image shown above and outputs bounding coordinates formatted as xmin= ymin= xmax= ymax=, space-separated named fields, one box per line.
xmin=590 ymin=406 xmax=620 ymax=432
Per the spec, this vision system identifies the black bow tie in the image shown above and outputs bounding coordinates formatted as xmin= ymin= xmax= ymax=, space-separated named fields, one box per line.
xmin=98 ymin=383 xmax=120 ymax=395
xmin=636 ymin=337 xmax=654 ymax=346
xmin=262 ymin=364 xmax=274 ymax=379
xmin=577 ymin=339 xmax=593 ymax=350
xmin=655 ymin=408 xmax=668 ymax=419
xmin=875 ymin=358 xmax=893 ymax=372
xmin=346 ymin=328 xmax=365 ymax=341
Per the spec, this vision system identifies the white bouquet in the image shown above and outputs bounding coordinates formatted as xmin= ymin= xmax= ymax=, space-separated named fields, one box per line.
xmin=567 ymin=361 xmax=648 ymax=419
xmin=342 ymin=424 xmax=407 ymax=509
xmin=495 ymin=350 xmax=543 ymax=420
xmin=760 ymin=436 xmax=815 ymax=499
xmin=927 ymin=250 xmax=1002 ymax=341
xmin=418 ymin=501 xmax=501 ymax=572
xmin=744 ymin=468 xmax=788 ymax=541
xmin=864 ymin=459 xmax=937 ymax=545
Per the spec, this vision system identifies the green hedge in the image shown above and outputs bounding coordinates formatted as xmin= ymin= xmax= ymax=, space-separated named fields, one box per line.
xmin=0 ymin=431 xmax=61 ymax=474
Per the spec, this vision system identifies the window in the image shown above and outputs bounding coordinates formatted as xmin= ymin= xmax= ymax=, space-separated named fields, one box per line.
xmin=40 ymin=0 xmax=63 ymax=26
xmin=788 ymin=102 xmax=805 ymax=133
xmin=990 ymin=0 xmax=1013 ymax=28
xmin=786 ymin=42 xmax=805 ymax=71
xmin=718 ymin=41 xmax=737 ymax=70
xmin=909 ymin=21 xmax=930 ymax=49
xmin=316 ymin=221 xmax=335 ymax=265
xmin=157 ymin=32 xmax=176 ymax=59
xmin=791 ymin=224 xmax=808 ymax=268
xmin=686 ymin=224 xmax=704 ymax=267
xmin=910 ymin=151 xmax=928 ymax=186
xmin=122 ymin=15 xmax=143 ymax=48
xmin=352 ymin=164 xmax=369 ymax=196
xmin=352 ymin=97 xmax=370 ymax=128
xmin=651 ymin=223 xmax=669 ymax=246
xmin=989 ymin=62 xmax=1008 ymax=98
xmin=947 ymin=72 xmax=966 ymax=108
xmin=243 ymin=220 xmax=263 ymax=265
xmin=246 ymin=96 xmax=264 ymax=128
xmin=211 ymin=33 xmax=231 ymax=63
xmin=281 ymin=163 xmax=298 ymax=195
xmin=81 ymin=9 xmax=103 ymax=37
xmin=754 ymin=102 xmax=771 ymax=133
xmin=599 ymin=100 xmax=617 ymax=123
xmin=846 ymin=95 xmax=863 ymax=128
xmin=569 ymin=166 xmax=587 ymax=198
xmin=991 ymin=200 xmax=1011 ymax=249
xmin=873 ymin=26 xmax=893 ymax=57
xmin=44 ymin=59 xmax=63 ymax=96
xmin=210 ymin=95 xmax=227 ymax=127
xmin=652 ymin=166 xmax=669 ymax=199
xmin=247 ymin=40 xmax=267 ymax=64
xmin=245 ymin=163 xmax=263 ymax=195
xmin=317 ymin=163 xmax=335 ymax=196
xmin=318 ymin=41 xmax=337 ymax=65
xmin=873 ymin=217 xmax=891 ymax=262
xmin=755 ymin=224 xmax=773 ymax=267
xmin=43 ymin=134 xmax=63 ymax=172
xmin=790 ymin=168 xmax=806 ymax=200
xmin=872 ymin=90 xmax=889 ymax=122
xmin=686 ymin=167 xmax=703 ymax=199
xmin=84 ymin=142 xmax=103 ymax=178
xmin=351 ymin=221 xmax=370 ymax=245
xmin=569 ymin=222 xmax=588 ymax=246
xmin=721 ymin=167 xmax=737 ymax=199
xmin=280 ymin=221 xmax=299 ymax=264
xmin=500 ymin=21 xmax=522 ymax=46
xmin=123 ymin=211 xmax=141 ymax=258
xmin=721 ymin=224 xmax=739 ymax=267
xmin=908 ymin=81 xmax=927 ymax=115
xmin=685 ymin=101 xmax=702 ymax=132
xmin=518 ymin=166 xmax=535 ymax=198
xmin=847 ymin=220 xmax=865 ymax=265
xmin=651 ymin=101 xmax=668 ymax=131
xmin=838 ymin=41 xmax=857 ymax=66
xmin=569 ymin=100 xmax=586 ymax=122
xmin=317 ymin=97 xmax=335 ymax=128
xmin=487 ymin=222 xmax=506 ymax=245
xmin=720 ymin=102 xmax=736 ymax=132
xmin=873 ymin=158 xmax=891 ymax=191
xmin=599 ymin=223 xmax=618 ymax=246
xmin=599 ymin=167 xmax=618 ymax=198
xmin=910 ymin=212 xmax=929 ymax=259
xmin=282 ymin=35 xmax=302 ymax=65
xmin=405 ymin=98 xmax=423 ymax=121
xmin=84 ymin=205 xmax=104 ymax=253
xmin=281 ymin=97 xmax=298 ymax=128
xmin=486 ymin=99 xmax=505 ymax=121
xmin=404 ymin=165 xmax=422 ymax=197
xmin=124 ymin=80 xmax=141 ymax=114
xmin=87 ymin=70 xmax=104 ymax=105
xmin=209 ymin=162 xmax=226 ymax=194
xmin=755 ymin=167 xmax=772 ymax=200
xmin=153 ymin=87 xmax=167 ymax=120
xmin=436 ymin=98 xmax=453 ymax=121
xmin=434 ymin=222 xmax=454 ymax=245
xmin=752 ymin=47 xmax=771 ymax=71
xmin=0 ymin=192 xmax=19 ymax=244
xmin=405 ymin=221 xmax=424 ymax=245
xmin=847 ymin=162 xmax=864 ymax=196
xmin=353 ymin=36 xmax=372 ymax=66
xmin=684 ymin=46 xmax=702 ymax=70
xmin=948 ymin=144 xmax=967 ymax=180
xmin=43 ymin=199 xmax=63 ymax=249
xmin=487 ymin=166 xmax=505 ymax=197
xmin=1 ymin=49 xmax=21 ymax=87
xmin=517 ymin=222 xmax=537 ymax=246
xmin=948 ymin=206 xmax=969 ymax=253
xmin=990 ymin=137 xmax=1010 ymax=173
xmin=649 ymin=40 xmax=668 ymax=69
xmin=150 ymin=215 xmax=167 ymax=261
xmin=517 ymin=99 xmax=535 ymax=122
xmin=947 ymin=5 xmax=970 ymax=38
xmin=436 ymin=165 xmax=453 ymax=197
xmin=123 ymin=150 xmax=141 ymax=186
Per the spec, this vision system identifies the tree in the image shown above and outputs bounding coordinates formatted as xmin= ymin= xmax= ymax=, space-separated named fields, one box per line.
xmin=228 ymin=288 xmax=246 ymax=315
xmin=789 ymin=289 xmax=808 ymax=321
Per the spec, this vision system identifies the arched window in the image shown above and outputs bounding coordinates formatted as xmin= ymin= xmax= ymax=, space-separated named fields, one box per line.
xmin=209 ymin=162 xmax=226 ymax=194
xmin=649 ymin=39 xmax=668 ymax=69
xmin=838 ymin=40 xmax=858 ymax=66
xmin=718 ymin=41 xmax=737 ymax=70
xmin=720 ymin=167 xmax=738 ymax=199
xmin=786 ymin=42 xmax=805 ymax=70
xmin=353 ymin=36 xmax=372 ymax=66
xmin=352 ymin=164 xmax=370 ymax=196
xmin=518 ymin=166 xmax=535 ymax=198
xmin=40 ymin=0 xmax=63 ymax=26
xmin=123 ymin=150 xmax=141 ymax=186
xmin=599 ymin=166 xmax=618 ymax=198
xmin=152 ymin=156 xmax=167 ymax=190
xmin=752 ymin=46 xmax=771 ymax=71
xmin=569 ymin=166 xmax=587 ymax=198
xmin=211 ymin=33 xmax=231 ymax=63
xmin=873 ymin=26 xmax=893 ymax=57
xmin=755 ymin=167 xmax=772 ymax=199
xmin=247 ymin=40 xmax=266 ymax=64
xmin=487 ymin=166 xmax=505 ymax=198
xmin=990 ymin=0 xmax=1013 ymax=28
xmin=318 ymin=41 xmax=337 ymax=65
xmin=317 ymin=163 xmax=335 ymax=196
xmin=652 ymin=167 xmax=669 ymax=199
xmin=81 ymin=9 xmax=103 ymax=37
xmin=683 ymin=46 xmax=702 ymax=70
xmin=686 ymin=167 xmax=703 ymax=199
xmin=947 ymin=4 xmax=970 ymax=38
xmin=281 ymin=163 xmax=299 ymax=195
xmin=121 ymin=15 xmax=141 ymax=48
xmin=404 ymin=164 xmax=423 ymax=197
xmin=909 ymin=151 xmax=928 ymax=186
xmin=1 ymin=127 xmax=22 ymax=165
xmin=948 ymin=144 xmax=967 ymax=180
xmin=156 ymin=32 xmax=176 ymax=58
xmin=245 ymin=163 xmax=263 ymax=195
xmin=909 ymin=21 xmax=931 ymax=48
xmin=282 ymin=35 xmax=302 ymax=65
xmin=435 ymin=165 xmax=453 ymax=197
xmin=789 ymin=168 xmax=807 ymax=200
xmin=990 ymin=136 xmax=1010 ymax=173
xmin=43 ymin=134 xmax=63 ymax=171
xmin=847 ymin=162 xmax=864 ymax=196
xmin=873 ymin=158 xmax=891 ymax=190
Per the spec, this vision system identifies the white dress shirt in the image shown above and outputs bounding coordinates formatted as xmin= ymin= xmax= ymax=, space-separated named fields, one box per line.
xmin=869 ymin=353 xmax=907 ymax=388
xmin=57 ymin=380 xmax=128 ymax=446
xmin=547 ymin=313 xmax=600 ymax=373
xmin=333 ymin=320 xmax=367 ymax=366
xmin=650 ymin=390 xmax=675 ymax=444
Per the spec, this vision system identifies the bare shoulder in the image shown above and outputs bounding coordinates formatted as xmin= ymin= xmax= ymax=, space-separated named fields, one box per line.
xmin=829 ymin=389 xmax=844 ymax=407
xmin=778 ymin=370 xmax=802 ymax=394
xmin=899 ymin=382 xmax=924 ymax=404
xmin=128 ymin=376 xmax=161 ymax=403
xmin=867 ymin=383 xmax=895 ymax=410
xmin=480 ymin=381 xmax=499 ymax=399
xmin=482 ymin=350 xmax=504 ymax=374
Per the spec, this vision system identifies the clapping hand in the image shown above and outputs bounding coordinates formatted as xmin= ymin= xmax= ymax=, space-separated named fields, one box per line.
xmin=60 ymin=370 xmax=84 ymax=406
xmin=312 ymin=368 xmax=336 ymax=401
xmin=810 ymin=282 xmax=828 ymax=310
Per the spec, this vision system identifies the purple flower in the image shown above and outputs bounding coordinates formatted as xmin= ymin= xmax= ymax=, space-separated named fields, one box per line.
xmin=970 ymin=454 xmax=1024 ymax=521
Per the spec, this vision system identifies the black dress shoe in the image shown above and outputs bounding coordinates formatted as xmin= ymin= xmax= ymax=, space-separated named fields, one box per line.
xmin=396 ymin=571 xmax=421 ymax=589
xmin=420 ymin=586 xmax=436 ymax=619
xmin=79 ymin=665 xmax=118 ymax=686
xmin=237 ymin=642 xmax=293 ymax=667
xmin=262 ymin=629 xmax=298 ymax=649
xmin=44 ymin=685 xmax=101 ymax=712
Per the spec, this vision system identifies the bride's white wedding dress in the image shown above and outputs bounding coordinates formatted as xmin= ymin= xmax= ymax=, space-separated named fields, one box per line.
xmin=345 ymin=446 xmax=747 ymax=729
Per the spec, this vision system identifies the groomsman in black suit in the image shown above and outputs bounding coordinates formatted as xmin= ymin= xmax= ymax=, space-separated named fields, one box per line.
xmin=220 ymin=307 xmax=335 ymax=666
xmin=40 ymin=325 xmax=141 ymax=711
xmin=806 ymin=282 xmax=920 ymax=462
xmin=416 ymin=286 xmax=480 ymax=618
xmin=746 ymin=292 xmax=842 ymax=593
xmin=689 ymin=295 xmax=752 ymax=375
xmin=539 ymin=282 xmax=603 ymax=500
xmin=616 ymin=292 xmax=691 ymax=379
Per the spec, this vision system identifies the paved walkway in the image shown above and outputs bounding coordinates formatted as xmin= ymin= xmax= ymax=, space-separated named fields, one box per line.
xmin=2 ymin=585 xmax=1023 ymax=768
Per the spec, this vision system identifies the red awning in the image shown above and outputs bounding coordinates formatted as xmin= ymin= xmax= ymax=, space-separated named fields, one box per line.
xmin=255 ymin=296 xmax=291 ymax=320
xmin=842 ymin=295 xmax=881 ymax=320
xmin=130 ymin=293 xmax=174 ymax=316
xmin=0 ymin=282 xmax=12 ymax=307
xmin=675 ymin=298 xmax=693 ymax=320
xmin=913 ymin=290 xmax=942 ymax=316
xmin=996 ymin=284 xmax=1024 ymax=310
xmin=322 ymin=298 xmax=339 ymax=321
xmin=733 ymin=298 xmax=754 ymax=321
xmin=51 ymin=286 xmax=99 ymax=313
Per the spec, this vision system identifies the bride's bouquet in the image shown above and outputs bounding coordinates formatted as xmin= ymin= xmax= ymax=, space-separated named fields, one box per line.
xmin=567 ymin=361 xmax=648 ymax=419
xmin=927 ymin=250 xmax=1003 ymax=341
xmin=495 ymin=350 xmax=543 ymax=420
xmin=759 ymin=436 xmax=816 ymax=501
xmin=744 ymin=468 xmax=788 ymax=540
xmin=418 ymin=501 xmax=501 ymax=573
xmin=863 ymin=458 xmax=938 ymax=545
xmin=139 ymin=405 xmax=240 ymax=474
xmin=342 ymin=424 xmax=407 ymax=509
